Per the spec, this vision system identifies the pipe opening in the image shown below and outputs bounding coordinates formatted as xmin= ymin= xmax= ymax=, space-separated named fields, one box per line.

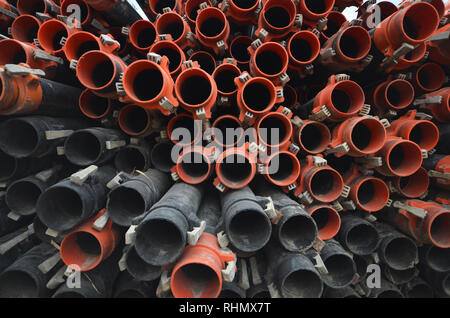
xmin=214 ymin=68 xmax=239 ymax=94
xmin=108 ymin=187 xmax=146 ymax=226
xmin=267 ymin=152 xmax=299 ymax=185
xmin=346 ymin=223 xmax=379 ymax=255
xmin=255 ymin=49 xmax=284 ymax=76
xmin=199 ymin=14 xmax=225 ymax=38
xmin=386 ymin=80 xmax=414 ymax=109
xmin=417 ymin=63 xmax=444 ymax=91
xmin=385 ymin=266 xmax=416 ymax=284
xmin=384 ymin=237 xmax=417 ymax=270
xmin=151 ymin=142 xmax=174 ymax=172
xmin=310 ymin=169 xmax=342 ymax=201
xmin=119 ymin=106 xmax=150 ymax=135
xmin=213 ymin=116 xmax=242 ymax=146
xmin=180 ymin=74 xmax=212 ymax=105
xmin=339 ymin=27 xmax=370 ymax=59
xmin=17 ymin=0 xmax=45 ymax=15
xmin=132 ymin=69 xmax=164 ymax=101
xmin=331 ymin=89 xmax=356 ymax=113
xmin=0 ymin=40 xmax=27 ymax=65
xmin=77 ymin=52 xmax=115 ymax=89
xmin=153 ymin=0 xmax=176 ymax=13
xmin=230 ymin=37 xmax=252 ymax=63
xmin=126 ymin=246 xmax=161 ymax=281
xmin=65 ymin=32 xmax=101 ymax=61
xmin=281 ymin=269 xmax=322 ymax=298
xmin=323 ymin=254 xmax=356 ymax=288
xmin=356 ymin=178 xmax=388 ymax=211
xmin=131 ymin=22 xmax=156 ymax=49
xmin=186 ymin=0 xmax=204 ymax=21
xmin=39 ymin=22 xmax=68 ymax=52
xmin=353 ymin=254 xmax=368 ymax=279
xmin=430 ymin=212 xmax=450 ymax=248
xmin=283 ymin=86 xmax=297 ymax=108
xmin=79 ymin=90 xmax=110 ymax=119
xmin=378 ymin=290 xmax=402 ymax=298
xmin=68 ymin=231 xmax=101 ymax=261
xmin=300 ymin=123 xmax=330 ymax=153
xmin=402 ymin=3 xmax=438 ymax=41
xmin=408 ymin=121 xmax=439 ymax=151
xmin=407 ymin=283 xmax=433 ymax=298
xmin=158 ymin=15 xmax=184 ymax=41
xmin=387 ymin=141 xmax=422 ymax=176
xmin=258 ymin=115 xmax=289 ymax=147
xmin=12 ymin=16 xmax=39 ymax=43
xmin=228 ymin=209 xmax=271 ymax=251
xmin=220 ymin=154 xmax=252 ymax=184
xmin=426 ymin=245 xmax=450 ymax=272
xmin=0 ymin=151 xmax=17 ymax=181
xmin=397 ymin=168 xmax=428 ymax=198
xmin=154 ymin=46 xmax=182 ymax=73
xmin=115 ymin=147 xmax=146 ymax=173
xmin=172 ymin=263 xmax=221 ymax=298
xmin=404 ymin=43 xmax=426 ymax=61
xmin=325 ymin=154 xmax=353 ymax=176
xmin=311 ymin=206 xmax=340 ymax=240
xmin=169 ymin=115 xmax=198 ymax=145
xmin=0 ymin=271 xmax=38 ymax=298
xmin=37 ymin=186 xmax=83 ymax=230
xmin=243 ymin=81 xmax=273 ymax=112
xmin=6 ymin=180 xmax=42 ymax=216
xmin=323 ymin=14 xmax=345 ymax=38
xmin=190 ymin=51 xmax=216 ymax=74
xmin=264 ymin=6 xmax=291 ymax=28
xmin=180 ymin=152 xmax=210 ymax=180
xmin=305 ymin=0 xmax=331 ymax=14
xmin=232 ymin=0 xmax=258 ymax=9
xmin=280 ymin=214 xmax=317 ymax=251
xmin=0 ymin=119 xmax=38 ymax=158
xmin=351 ymin=121 xmax=374 ymax=152
xmin=64 ymin=131 xmax=102 ymax=166
xmin=290 ymin=38 xmax=314 ymax=62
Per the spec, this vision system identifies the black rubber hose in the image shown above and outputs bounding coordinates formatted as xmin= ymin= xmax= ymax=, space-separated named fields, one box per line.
xmin=113 ymin=271 xmax=157 ymax=298
xmin=337 ymin=214 xmax=380 ymax=256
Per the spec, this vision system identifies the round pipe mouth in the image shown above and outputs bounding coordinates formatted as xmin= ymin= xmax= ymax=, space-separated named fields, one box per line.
xmin=0 ymin=118 xmax=40 ymax=158
xmin=123 ymin=60 xmax=164 ymax=104
xmin=76 ymin=50 xmax=117 ymax=91
xmin=36 ymin=185 xmax=84 ymax=231
xmin=349 ymin=118 xmax=386 ymax=154
xmin=64 ymin=130 xmax=102 ymax=166
xmin=156 ymin=12 xmax=186 ymax=42
xmin=17 ymin=0 xmax=48 ymax=15
xmin=288 ymin=31 xmax=321 ymax=65
xmin=262 ymin=0 xmax=296 ymax=31
xmin=149 ymin=0 xmax=177 ymax=14
xmin=79 ymin=89 xmax=111 ymax=119
xmin=114 ymin=146 xmax=147 ymax=174
xmin=118 ymin=104 xmax=151 ymax=137
xmin=254 ymin=42 xmax=289 ymax=77
xmin=242 ymin=77 xmax=276 ymax=114
xmin=337 ymin=26 xmax=371 ymax=61
xmin=353 ymin=177 xmax=389 ymax=212
xmin=309 ymin=206 xmax=341 ymax=240
xmin=61 ymin=0 xmax=91 ymax=25
xmin=196 ymin=7 xmax=228 ymax=40
xmin=0 ymin=39 xmax=29 ymax=65
xmin=229 ymin=36 xmax=252 ymax=64
xmin=384 ymin=79 xmax=415 ymax=110
xmin=383 ymin=266 xmax=417 ymax=285
xmin=425 ymin=245 xmax=450 ymax=272
xmin=167 ymin=113 xmax=202 ymax=146
xmin=213 ymin=64 xmax=240 ymax=95
xmin=283 ymin=85 xmax=297 ymax=109
xmin=129 ymin=20 xmax=157 ymax=51
xmin=37 ymin=19 xmax=69 ymax=53
xmin=298 ymin=121 xmax=331 ymax=154
xmin=330 ymin=81 xmax=365 ymax=115
xmin=279 ymin=213 xmax=317 ymax=252
xmin=60 ymin=231 xmax=104 ymax=271
xmin=428 ymin=209 xmax=450 ymax=248
xmin=64 ymin=31 xmax=101 ymax=61
xmin=176 ymin=68 xmax=214 ymax=107
xmin=11 ymin=14 xmax=40 ymax=43
xmin=230 ymin=0 xmax=259 ymax=11
xmin=0 ymin=150 xmax=18 ymax=182
xmin=344 ymin=223 xmax=379 ymax=255
xmin=302 ymin=0 xmax=334 ymax=17
xmin=385 ymin=140 xmax=422 ymax=177
xmin=177 ymin=148 xmax=211 ymax=184
xmin=6 ymin=179 xmax=42 ymax=216
xmin=280 ymin=267 xmax=323 ymax=298
xmin=171 ymin=261 xmax=222 ymax=298
xmin=0 ymin=270 xmax=39 ymax=297
xmin=406 ymin=281 xmax=434 ymax=298
xmin=401 ymin=2 xmax=439 ymax=43
xmin=257 ymin=112 xmax=292 ymax=149
xmin=406 ymin=120 xmax=439 ymax=151
xmin=150 ymin=41 xmax=184 ymax=75
xmin=395 ymin=167 xmax=429 ymax=198
xmin=126 ymin=245 xmax=162 ymax=281
xmin=322 ymin=253 xmax=356 ymax=288
xmin=400 ymin=42 xmax=426 ymax=64
xmin=322 ymin=11 xmax=346 ymax=39
xmin=217 ymin=152 xmax=255 ymax=189
xmin=150 ymin=142 xmax=175 ymax=172
xmin=308 ymin=168 xmax=344 ymax=203
xmin=416 ymin=63 xmax=445 ymax=92
xmin=429 ymin=0 xmax=445 ymax=18
xmin=383 ymin=236 xmax=418 ymax=270
xmin=185 ymin=0 xmax=211 ymax=24
xmin=190 ymin=51 xmax=216 ymax=74
xmin=227 ymin=208 xmax=271 ymax=252
xmin=265 ymin=151 xmax=300 ymax=187
xmin=212 ymin=115 xmax=243 ymax=147
xmin=107 ymin=185 xmax=147 ymax=226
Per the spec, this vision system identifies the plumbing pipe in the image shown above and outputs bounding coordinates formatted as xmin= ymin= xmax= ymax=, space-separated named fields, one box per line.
xmin=248 ymin=39 xmax=289 ymax=86
xmin=134 ymin=182 xmax=204 ymax=266
xmin=64 ymin=30 xmax=119 ymax=62
xmin=175 ymin=60 xmax=217 ymax=120
xmin=149 ymin=34 xmax=186 ymax=78
xmin=64 ymin=127 xmax=126 ymax=166
xmin=254 ymin=182 xmax=318 ymax=252
xmin=0 ymin=0 xmax=17 ymax=32
xmin=147 ymin=0 xmax=182 ymax=17
xmin=212 ymin=58 xmax=241 ymax=106
xmin=78 ymin=88 xmax=113 ymax=120
xmin=37 ymin=18 xmax=77 ymax=56
xmin=320 ymin=11 xmax=346 ymax=43
xmin=36 ymin=165 xmax=116 ymax=231
xmin=189 ymin=50 xmax=216 ymax=74
xmin=371 ymin=77 xmax=415 ymax=114
xmin=114 ymin=271 xmax=157 ymax=298
xmin=114 ymin=140 xmax=152 ymax=174
xmin=419 ymin=262 xmax=450 ymax=297
xmin=195 ymin=4 xmax=230 ymax=56
xmin=60 ymin=209 xmax=120 ymax=271
xmin=0 ymin=226 xmax=38 ymax=273
xmin=427 ymin=24 xmax=450 ymax=65
xmin=358 ymin=1 xmax=397 ymax=30
xmin=387 ymin=109 xmax=439 ymax=152
xmin=171 ymin=146 xmax=213 ymax=185
xmin=184 ymin=0 xmax=212 ymax=27
xmin=385 ymin=42 xmax=426 ymax=72
xmin=292 ymin=118 xmax=331 ymax=155
xmin=409 ymin=62 xmax=445 ymax=93
xmin=0 ymin=116 xmax=87 ymax=158
xmin=83 ymin=0 xmax=142 ymax=26
xmin=118 ymin=104 xmax=163 ymax=137
xmin=419 ymin=244 xmax=450 ymax=273
xmin=76 ymin=50 xmax=127 ymax=99
xmin=282 ymin=85 xmax=298 ymax=110
xmin=294 ymin=155 xmax=344 ymax=204
xmin=60 ymin=0 xmax=109 ymax=33
xmin=391 ymin=167 xmax=429 ymax=198
xmin=219 ymin=0 xmax=261 ymax=26
xmin=0 ymin=150 xmax=52 ymax=183
xmin=338 ymin=214 xmax=379 ymax=256
xmin=219 ymin=186 xmax=272 ymax=253
xmin=287 ymin=30 xmax=320 ymax=78
xmin=296 ymin=0 xmax=335 ymax=27
xmin=375 ymin=222 xmax=418 ymax=270
xmin=17 ymin=0 xmax=60 ymax=16
xmin=106 ymin=168 xmax=171 ymax=227
xmin=122 ymin=54 xmax=178 ymax=115
xmin=399 ymin=0 xmax=445 ymax=19
xmin=256 ymin=106 xmax=293 ymax=152
xmin=128 ymin=19 xmax=157 ymax=53
xmin=219 ymin=281 xmax=246 ymax=298
xmin=306 ymin=204 xmax=340 ymax=241
xmin=150 ymin=140 xmax=175 ymax=173
xmin=155 ymin=10 xmax=194 ymax=50
xmin=167 ymin=113 xmax=202 ymax=147
xmin=364 ymin=277 xmax=404 ymax=298
xmin=401 ymin=277 xmax=433 ymax=298
xmin=381 ymin=263 xmax=418 ymax=285
xmin=416 ymin=87 xmax=450 ymax=123
xmin=125 ymin=244 xmax=162 ymax=281
xmin=261 ymin=151 xmax=301 ymax=189
xmin=228 ymin=35 xmax=252 ymax=71
xmin=235 ymin=72 xmax=284 ymax=126
xmin=10 ymin=14 xmax=40 ymax=43
xmin=264 ymin=240 xmax=323 ymax=298
xmin=211 ymin=115 xmax=244 ymax=148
